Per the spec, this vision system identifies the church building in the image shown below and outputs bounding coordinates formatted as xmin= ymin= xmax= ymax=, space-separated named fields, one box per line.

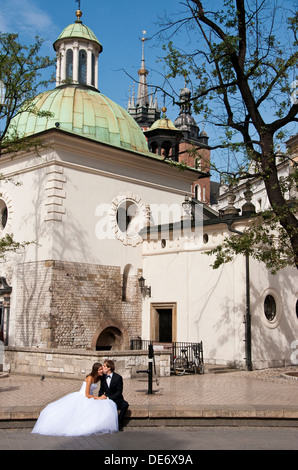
xmin=0 ymin=8 xmax=206 ymax=353
xmin=0 ymin=7 xmax=297 ymax=373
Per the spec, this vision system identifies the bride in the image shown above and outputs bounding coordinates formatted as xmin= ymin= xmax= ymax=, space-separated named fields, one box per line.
xmin=31 ymin=363 xmax=119 ymax=436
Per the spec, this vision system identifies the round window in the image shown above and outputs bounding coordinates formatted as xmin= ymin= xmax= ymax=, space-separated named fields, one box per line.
xmin=0 ymin=199 xmax=8 ymax=230
xmin=110 ymin=194 xmax=150 ymax=246
xmin=264 ymin=295 xmax=276 ymax=322
xmin=116 ymin=200 xmax=140 ymax=236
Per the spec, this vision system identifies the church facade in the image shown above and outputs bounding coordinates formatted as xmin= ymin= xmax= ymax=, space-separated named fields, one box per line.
xmin=0 ymin=9 xmax=205 ymax=353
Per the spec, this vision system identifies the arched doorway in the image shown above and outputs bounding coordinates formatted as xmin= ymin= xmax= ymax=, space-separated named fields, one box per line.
xmin=95 ymin=326 xmax=123 ymax=351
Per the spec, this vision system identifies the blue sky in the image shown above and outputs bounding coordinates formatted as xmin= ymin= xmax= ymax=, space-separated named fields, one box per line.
xmin=0 ymin=0 xmax=187 ymax=121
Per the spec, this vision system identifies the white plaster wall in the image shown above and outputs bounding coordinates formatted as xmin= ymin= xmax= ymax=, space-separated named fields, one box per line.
xmin=142 ymin=243 xmax=247 ymax=366
xmin=141 ymin=231 xmax=298 ymax=368
xmin=0 ymin=162 xmax=54 ymax=261
xmin=51 ymin=162 xmax=189 ymax=270
xmin=249 ymin=259 xmax=298 ymax=368
xmin=0 ymin=134 xmax=195 ymax=271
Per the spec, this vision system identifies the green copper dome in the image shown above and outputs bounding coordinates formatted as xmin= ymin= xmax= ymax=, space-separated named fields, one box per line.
xmin=149 ymin=117 xmax=179 ymax=131
xmin=54 ymin=19 xmax=103 ymax=52
xmin=12 ymin=86 xmax=149 ymax=153
xmin=149 ymin=107 xmax=179 ymax=132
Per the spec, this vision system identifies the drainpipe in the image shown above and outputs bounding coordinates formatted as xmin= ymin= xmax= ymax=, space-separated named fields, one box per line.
xmin=226 ymin=220 xmax=253 ymax=371
xmin=244 ymin=254 xmax=252 ymax=371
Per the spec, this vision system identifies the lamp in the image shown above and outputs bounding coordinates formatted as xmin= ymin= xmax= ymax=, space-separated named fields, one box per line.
xmin=138 ymin=276 xmax=151 ymax=298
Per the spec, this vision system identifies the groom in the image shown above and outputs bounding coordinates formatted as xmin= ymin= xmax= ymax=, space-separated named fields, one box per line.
xmin=98 ymin=359 xmax=129 ymax=429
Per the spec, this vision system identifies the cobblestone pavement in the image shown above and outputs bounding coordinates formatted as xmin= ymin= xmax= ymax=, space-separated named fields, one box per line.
xmin=1 ymin=365 xmax=298 ymax=419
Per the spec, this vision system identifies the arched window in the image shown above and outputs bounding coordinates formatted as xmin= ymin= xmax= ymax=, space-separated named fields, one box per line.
xmin=91 ymin=53 xmax=95 ymax=86
xmin=195 ymin=184 xmax=201 ymax=201
xmin=161 ymin=140 xmax=173 ymax=159
xmin=195 ymin=157 xmax=201 ymax=169
xmin=122 ymin=264 xmax=133 ymax=301
xmin=66 ymin=49 xmax=73 ymax=81
xmin=150 ymin=141 xmax=158 ymax=154
xmin=79 ymin=49 xmax=87 ymax=84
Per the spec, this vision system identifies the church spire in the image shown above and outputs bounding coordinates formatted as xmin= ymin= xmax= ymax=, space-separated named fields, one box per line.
xmin=136 ymin=32 xmax=149 ymax=108
xmin=127 ymin=32 xmax=160 ymax=131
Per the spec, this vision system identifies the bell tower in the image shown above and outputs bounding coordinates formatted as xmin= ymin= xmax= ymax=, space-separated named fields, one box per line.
xmin=174 ymin=86 xmax=211 ymax=204
xmin=127 ymin=32 xmax=160 ymax=130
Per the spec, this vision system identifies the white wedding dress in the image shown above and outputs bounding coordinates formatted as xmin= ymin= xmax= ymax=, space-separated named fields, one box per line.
xmin=31 ymin=381 xmax=118 ymax=436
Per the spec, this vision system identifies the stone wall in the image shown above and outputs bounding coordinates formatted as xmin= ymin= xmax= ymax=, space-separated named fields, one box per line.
xmin=15 ymin=260 xmax=142 ymax=350
xmin=4 ymin=347 xmax=171 ymax=378
xmin=15 ymin=261 xmax=53 ymax=348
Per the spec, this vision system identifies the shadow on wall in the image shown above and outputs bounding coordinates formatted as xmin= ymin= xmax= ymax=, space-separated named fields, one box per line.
xmin=201 ymin=260 xmax=298 ymax=368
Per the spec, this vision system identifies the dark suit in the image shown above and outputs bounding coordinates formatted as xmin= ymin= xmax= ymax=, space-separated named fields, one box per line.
xmin=98 ymin=372 xmax=129 ymax=427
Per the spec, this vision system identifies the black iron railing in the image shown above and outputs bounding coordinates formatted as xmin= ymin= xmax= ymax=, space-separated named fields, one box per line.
xmin=130 ymin=339 xmax=203 ymax=369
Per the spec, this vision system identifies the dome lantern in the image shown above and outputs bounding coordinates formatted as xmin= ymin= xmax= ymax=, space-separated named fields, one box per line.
xmin=144 ymin=107 xmax=183 ymax=161
xmin=53 ymin=8 xmax=103 ymax=90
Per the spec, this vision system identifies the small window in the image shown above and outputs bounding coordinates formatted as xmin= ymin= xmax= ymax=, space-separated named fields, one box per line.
xmin=66 ymin=49 xmax=73 ymax=81
xmin=296 ymin=300 xmax=298 ymax=319
xmin=264 ymin=295 xmax=276 ymax=322
xmin=79 ymin=49 xmax=87 ymax=85
xmin=194 ymin=157 xmax=201 ymax=169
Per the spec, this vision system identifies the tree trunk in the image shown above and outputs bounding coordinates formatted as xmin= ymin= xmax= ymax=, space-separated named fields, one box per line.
xmin=260 ymin=134 xmax=298 ymax=268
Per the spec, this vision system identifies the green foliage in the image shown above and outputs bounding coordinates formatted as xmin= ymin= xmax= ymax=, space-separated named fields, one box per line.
xmin=208 ymin=205 xmax=298 ymax=274
xmin=0 ymin=233 xmax=32 ymax=261
xmin=159 ymin=0 xmax=298 ymax=270
xmin=0 ymin=32 xmax=55 ymax=155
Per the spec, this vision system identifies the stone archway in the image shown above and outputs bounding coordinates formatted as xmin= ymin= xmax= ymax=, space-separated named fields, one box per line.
xmin=96 ymin=326 xmax=122 ymax=351
xmin=91 ymin=319 xmax=130 ymax=351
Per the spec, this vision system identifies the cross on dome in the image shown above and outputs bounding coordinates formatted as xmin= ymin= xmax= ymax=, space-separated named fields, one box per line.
xmin=75 ymin=0 xmax=82 ymax=22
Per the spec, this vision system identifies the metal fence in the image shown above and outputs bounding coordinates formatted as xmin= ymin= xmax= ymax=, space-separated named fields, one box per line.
xmin=130 ymin=339 xmax=203 ymax=369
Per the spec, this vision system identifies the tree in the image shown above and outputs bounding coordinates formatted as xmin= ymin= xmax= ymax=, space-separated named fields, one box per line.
xmin=0 ymin=33 xmax=54 ymax=155
xmin=0 ymin=33 xmax=54 ymax=257
xmin=159 ymin=0 xmax=298 ymax=271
